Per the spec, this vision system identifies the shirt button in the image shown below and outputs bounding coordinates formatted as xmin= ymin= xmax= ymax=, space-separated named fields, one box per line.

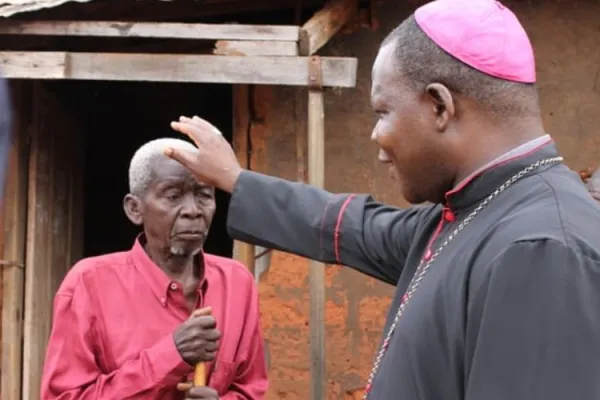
xmin=170 ymin=283 xmax=178 ymax=291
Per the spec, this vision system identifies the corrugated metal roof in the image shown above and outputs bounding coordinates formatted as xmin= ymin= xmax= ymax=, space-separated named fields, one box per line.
xmin=0 ymin=0 xmax=253 ymax=18
xmin=0 ymin=0 xmax=91 ymax=18
xmin=0 ymin=0 xmax=308 ymax=19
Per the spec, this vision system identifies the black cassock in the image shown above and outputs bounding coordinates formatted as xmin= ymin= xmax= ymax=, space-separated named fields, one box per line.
xmin=227 ymin=142 xmax=600 ymax=400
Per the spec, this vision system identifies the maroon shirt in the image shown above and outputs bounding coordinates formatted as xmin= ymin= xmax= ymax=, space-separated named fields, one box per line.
xmin=41 ymin=239 xmax=267 ymax=399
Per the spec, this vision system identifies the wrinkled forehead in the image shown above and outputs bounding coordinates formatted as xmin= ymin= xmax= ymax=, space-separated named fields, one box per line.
xmin=149 ymin=155 xmax=208 ymax=187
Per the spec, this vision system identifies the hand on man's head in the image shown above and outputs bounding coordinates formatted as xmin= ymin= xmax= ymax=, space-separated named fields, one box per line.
xmin=167 ymin=116 xmax=242 ymax=193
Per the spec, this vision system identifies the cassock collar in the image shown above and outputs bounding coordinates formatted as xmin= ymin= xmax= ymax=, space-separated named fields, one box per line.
xmin=444 ymin=135 xmax=559 ymax=211
xmin=129 ymin=234 xmax=209 ymax=306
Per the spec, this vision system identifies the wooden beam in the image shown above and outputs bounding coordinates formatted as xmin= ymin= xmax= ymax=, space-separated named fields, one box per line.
xmin=22 ymin=83 xmax=50 ymax=400
xmin=0 ymin=21 xmax=301 ymax=41
xmin=0 ymin=51 xmax=66 ymax=79
xmin=307 ymin=63 xmax=326 ymax=400
xmin=1 ymin=80 xmax=31 ymax=400
xmin=214 ymin=40 xmax=298 ymax=56
xmin=232 ymin=85 xmax=256 ymax=274
xmin=301 ymin=0 xmax=358 ymax=55
xmin=0 ymin=52 xmax=358 ymax=88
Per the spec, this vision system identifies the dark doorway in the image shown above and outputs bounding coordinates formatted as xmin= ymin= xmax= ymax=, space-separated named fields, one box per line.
xmin=54 ymin=80 xmax=233 ymax=258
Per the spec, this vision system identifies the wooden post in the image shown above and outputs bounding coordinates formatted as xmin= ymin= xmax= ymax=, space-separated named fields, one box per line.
xmin=1 ymin=80 xmax=32 ymax=400
xmin=233 ymin=241 xmax=255 ymax=273
xmin=298 ymin=1 xmax=359 ymax=392
xmin=232 ymin=85 xmax=256 ymax=273
xmin=307 ymin=56 xmax=326 ymax=400
xmin=22 ymin=83 xmax=84 ymax=400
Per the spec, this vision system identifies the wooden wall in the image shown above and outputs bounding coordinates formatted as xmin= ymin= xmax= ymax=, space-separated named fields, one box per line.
xmin=22 ymin=82 xmax=84 ymax=400
xmin=0 ymin=80 xmax=32 ymax=400
xmin=0 ymin=81 xmax=84 ymax=400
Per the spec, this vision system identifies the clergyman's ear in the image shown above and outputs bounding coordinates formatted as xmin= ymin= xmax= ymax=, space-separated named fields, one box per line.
xmin=425 ymin=83 xmax=455 ymax=132
xmin=123 ymin=194 xmax=143 ymax=226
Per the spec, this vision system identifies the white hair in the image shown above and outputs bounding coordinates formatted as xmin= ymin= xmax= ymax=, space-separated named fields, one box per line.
xmin=128 ymin=138 xmax=197 ymax=195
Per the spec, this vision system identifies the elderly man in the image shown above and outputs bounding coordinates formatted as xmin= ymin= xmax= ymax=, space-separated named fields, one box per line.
xmin=165 ymin=0 xmax=600 ymax=399
xmin=41 ymin=138 xmax=267 ymax=399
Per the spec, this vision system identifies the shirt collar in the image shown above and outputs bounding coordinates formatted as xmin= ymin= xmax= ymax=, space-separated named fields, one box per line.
xmin=129 ymin=235 xmax=209 ymax=305
xmin=445 ymin=135 xmax=559 ymax=210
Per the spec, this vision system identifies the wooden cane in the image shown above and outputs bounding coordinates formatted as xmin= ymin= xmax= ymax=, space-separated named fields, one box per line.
xmin=191 ymin=306 xmax=212 ymax=387
xmin=194 ymin=362 xmax=206 ymax=386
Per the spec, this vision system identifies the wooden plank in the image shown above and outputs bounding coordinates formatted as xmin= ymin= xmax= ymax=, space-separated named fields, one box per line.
xmin=22 ymin=83 xmax=82 ymax=400
xmin=0 ymin=51 xmax=67 ymax=79
xmin=231 ymin=85 xmax=256 ymax=274
xmin=301 ymin=0 xmax=358 ymax=55
xmin=0 ymin=21 xmax=301 ymax=41
xmin=214 ymin=40 xmax=298 ymax=56
xmin=307 ymin=87 xmax=326 ymax=400
xmin=22 ymin=82 xmax=53 ymax=400
xmin=0 ymin=80 xmax=32 ymax=400
xmin=0 ymin=52 xmax=358 ymax=88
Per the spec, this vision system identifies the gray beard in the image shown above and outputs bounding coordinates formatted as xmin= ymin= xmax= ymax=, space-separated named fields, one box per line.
xmin=169 ymin=246 xmax=202 ymax=257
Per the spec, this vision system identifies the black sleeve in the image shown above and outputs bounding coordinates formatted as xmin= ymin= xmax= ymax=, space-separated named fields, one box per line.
xmin=226 ymin=170 xmax=429 ymax=285
xmin=465 ymin=239 xmax=600 ymax=400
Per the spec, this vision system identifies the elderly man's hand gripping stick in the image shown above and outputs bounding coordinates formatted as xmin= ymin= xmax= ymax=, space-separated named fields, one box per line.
xmin=176 ymin=306 xmax=220 ymax=399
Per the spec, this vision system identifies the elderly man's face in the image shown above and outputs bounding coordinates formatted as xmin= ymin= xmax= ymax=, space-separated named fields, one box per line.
xmin=370 ymin=43 xmax=456 ymax=204
xmin=129 ymin=156 xmax=216 ymax=257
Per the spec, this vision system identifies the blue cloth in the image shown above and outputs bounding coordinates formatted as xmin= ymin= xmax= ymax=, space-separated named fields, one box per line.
xmin=0 ymin=76 xmax=11 ymax=203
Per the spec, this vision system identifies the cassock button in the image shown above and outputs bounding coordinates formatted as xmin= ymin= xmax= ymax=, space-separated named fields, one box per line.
xmin=170 ymin=282 xmax=178 ymax=291
xmin=444 ymin=210 xmax=455 ymax=222
xmin=424 ymin=248 xmax=432 ymax=261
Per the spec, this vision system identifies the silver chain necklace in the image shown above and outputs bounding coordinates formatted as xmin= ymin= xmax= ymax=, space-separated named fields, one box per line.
xmin=363 ymin=156 xmax=564 ymax=399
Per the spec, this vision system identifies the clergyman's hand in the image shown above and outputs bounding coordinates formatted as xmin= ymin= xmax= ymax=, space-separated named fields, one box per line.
xmin=167 ymin=115 xmax=242 ymax=193
xmin=177 ymin=382 xmax=219 ymax=399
